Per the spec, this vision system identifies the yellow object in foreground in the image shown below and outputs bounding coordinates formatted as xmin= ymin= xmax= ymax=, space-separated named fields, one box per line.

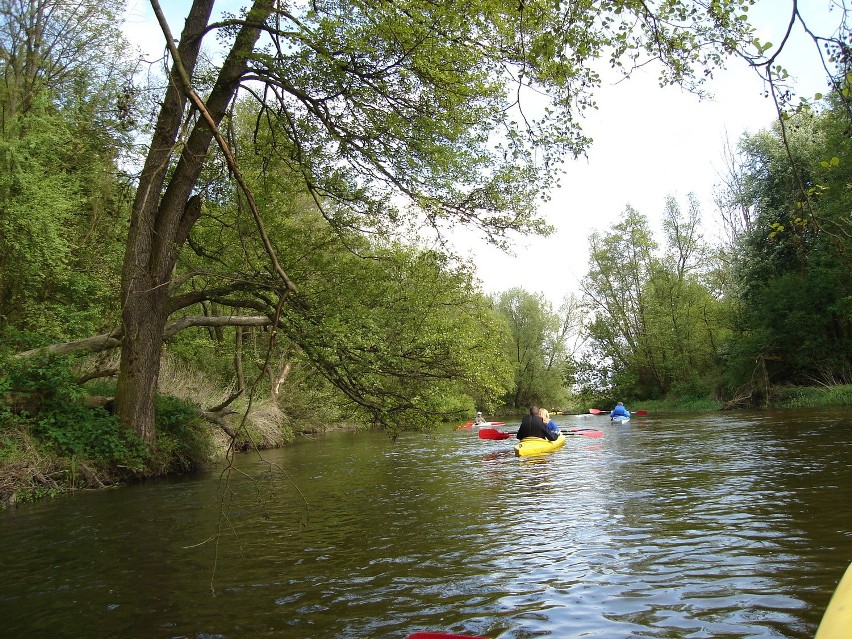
xmin=815 ymin=561 xmax=852 ymax=639
xmin=514 ymin=434 xmax=566 ymax=457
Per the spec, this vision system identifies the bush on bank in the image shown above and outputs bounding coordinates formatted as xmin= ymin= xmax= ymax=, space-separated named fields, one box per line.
xmin=0 ymin=355 xmax=217 ymax=509
xmin=772 ymin=384 xmax=852 ymax=408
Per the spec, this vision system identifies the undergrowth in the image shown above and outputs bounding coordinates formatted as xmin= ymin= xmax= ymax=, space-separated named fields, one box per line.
xmin=0 ymin=354 xmax=221 ymax=509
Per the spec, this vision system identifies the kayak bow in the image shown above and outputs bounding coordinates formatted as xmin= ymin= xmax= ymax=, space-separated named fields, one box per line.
xmin=478 ymin=428 xmax=513 ymax=440
xmin=816 ymin=561 xmax=852 ymax=639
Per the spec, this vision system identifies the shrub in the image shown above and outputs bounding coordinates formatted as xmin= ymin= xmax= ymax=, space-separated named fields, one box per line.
xmin=154 ymin=394 xmax=214 ymax=473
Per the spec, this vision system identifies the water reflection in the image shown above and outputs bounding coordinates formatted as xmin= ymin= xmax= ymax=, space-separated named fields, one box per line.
xmin=0 ymin=411 xmax=850 ymax=638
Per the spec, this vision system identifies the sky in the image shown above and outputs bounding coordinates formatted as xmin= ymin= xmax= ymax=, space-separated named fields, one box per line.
xmin=451 ymin=2 xmax=845 ymax=305
xmin=122 ymin=1 xmax=844 ymax=305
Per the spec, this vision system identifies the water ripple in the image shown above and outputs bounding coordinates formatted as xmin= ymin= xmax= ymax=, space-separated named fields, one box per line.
xmin=0 ymin=411 xmax=850 ymax=638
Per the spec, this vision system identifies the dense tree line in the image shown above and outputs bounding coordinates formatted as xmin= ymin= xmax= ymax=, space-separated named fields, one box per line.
xmin=720 ymin=97 xmax=852 ymax=401
xmin=577 ymin=96 xmax=851 ymax=405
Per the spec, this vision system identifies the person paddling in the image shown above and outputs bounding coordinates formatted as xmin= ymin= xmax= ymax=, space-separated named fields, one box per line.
xmin=610 ymin=402 xmax=631 ymax=419
xmin=516 ymin=405 xmax=558 ymax=441
xmin=540 ymin=409 xmax=561 ymax=437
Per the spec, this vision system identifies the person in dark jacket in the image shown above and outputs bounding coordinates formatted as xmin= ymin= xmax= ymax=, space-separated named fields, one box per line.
xmin=516 ymin=405 xmax=558 ymax=441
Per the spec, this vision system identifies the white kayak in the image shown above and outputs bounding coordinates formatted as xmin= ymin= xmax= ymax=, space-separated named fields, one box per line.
xmin=610 ymin=415 xmax=631 ymax=423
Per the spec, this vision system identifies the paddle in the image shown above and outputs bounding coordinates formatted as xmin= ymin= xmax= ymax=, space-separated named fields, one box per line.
xmin=478 ymin=427 xmax=602 ymax=440
xmin=565 ymin=428 xmax=604 ymax=438
xmin=589 ymin=408 xmax=648 ymax=416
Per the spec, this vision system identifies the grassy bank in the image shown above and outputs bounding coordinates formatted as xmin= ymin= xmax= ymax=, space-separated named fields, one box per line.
xmin=4 ymin=350 xmax=850 ymax=510
xmin=555 ymin=384 xmax=852 ymax=416
xmin=771 ymin=384 xmax=852 ymax=408
xmin=555 ymin=397 xmax=723 ymax=415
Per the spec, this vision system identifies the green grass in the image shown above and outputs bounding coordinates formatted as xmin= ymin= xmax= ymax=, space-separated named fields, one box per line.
xmin=772 ymin=384 xmax=852 ymax=408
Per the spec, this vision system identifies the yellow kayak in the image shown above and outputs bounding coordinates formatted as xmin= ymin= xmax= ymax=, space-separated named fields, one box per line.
xmin=816 ymin=561 xmax=852 ymax=639
xmin=514 ymin=434 xmax=566 ymax=457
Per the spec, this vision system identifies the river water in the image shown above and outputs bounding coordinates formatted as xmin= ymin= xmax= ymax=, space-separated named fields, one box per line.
xmin=1 ymin=410 xmax=850 ymax=639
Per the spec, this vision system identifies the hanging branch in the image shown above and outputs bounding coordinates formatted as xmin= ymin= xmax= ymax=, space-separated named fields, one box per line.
xmin=739 ymin=0 xmax=851 ymax=240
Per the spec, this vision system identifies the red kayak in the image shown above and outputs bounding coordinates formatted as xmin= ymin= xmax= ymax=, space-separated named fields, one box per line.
xmin=408 ymin=633 xmax=490 ymax=639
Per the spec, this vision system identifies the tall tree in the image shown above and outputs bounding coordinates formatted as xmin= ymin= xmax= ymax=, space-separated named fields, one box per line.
xmin=494 ymin=288 xmax=567 ymax=409
xmin=581 ymin=200 xmax=724 ymax=398
xmin=720 ymin=97 xmax=852 ymax=394
xmin=0 ymin=0 xmax=133 ymax=345
xmin=581 ymin=207 xmax=659 ymax=394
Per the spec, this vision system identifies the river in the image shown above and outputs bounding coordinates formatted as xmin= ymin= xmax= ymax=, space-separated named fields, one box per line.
xmin=1 ymin=410 xmax=850 ymax=639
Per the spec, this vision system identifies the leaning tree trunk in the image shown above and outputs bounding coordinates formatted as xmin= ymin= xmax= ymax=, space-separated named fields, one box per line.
xmin=115 ymin=0 xmax=273 ymax=443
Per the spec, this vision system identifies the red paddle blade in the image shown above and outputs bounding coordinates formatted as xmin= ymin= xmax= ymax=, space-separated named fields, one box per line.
xmin=634 ymin=410 xmax=648 ymax=416
xmin=588 ymin=408 xmax=603 ymax=414
xmin=408 ymin=633 xmax=491 ymax=639
xmin=478 ymin=428 xmax=512 ymax=440
xmin=567 ymin=429 xmax=604 ymax=438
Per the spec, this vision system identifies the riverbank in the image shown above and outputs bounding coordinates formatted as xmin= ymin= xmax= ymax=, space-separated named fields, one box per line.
xmin=557 ymin=384 xmax=852 ymax=416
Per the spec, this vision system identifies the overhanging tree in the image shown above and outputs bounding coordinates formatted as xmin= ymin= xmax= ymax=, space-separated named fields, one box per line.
xmin=111 ymin=1 xmax=764 ymax=441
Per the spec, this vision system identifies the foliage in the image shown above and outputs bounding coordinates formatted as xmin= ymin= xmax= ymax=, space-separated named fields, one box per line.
xmin=580 ymin=200 xmax=727 ymax=400
xmin=772 ymin=384 xmax=852 ymax=408
xmin=0 ymin=354 xmax=147 ymax=467
xmin=721 ymin=97 xmax=852 ymax=392
xmin=110 ymin=0 xmax=762 ymax=442
xmin=0 ymin=0 xmax=134 ymax=346
xmin=624 ymin=397 xmax=724 ymax=414
xmin=157 ymin=99 xmax=517 ymax=433
xmin=152 ymin=395 xmax=213 ymax=473
xmin=0 ymin=354 xmax=219 ymax=508
xmin=493 ymin=288 xmax=571 ymax=409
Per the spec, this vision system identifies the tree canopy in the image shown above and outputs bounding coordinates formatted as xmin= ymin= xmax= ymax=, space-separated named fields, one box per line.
xmin=719 ymin=97 xmax=852 ymax=396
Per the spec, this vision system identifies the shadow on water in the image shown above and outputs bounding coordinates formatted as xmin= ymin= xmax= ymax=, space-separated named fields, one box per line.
xmin=1 ymin=410 xmax=850 ymax=638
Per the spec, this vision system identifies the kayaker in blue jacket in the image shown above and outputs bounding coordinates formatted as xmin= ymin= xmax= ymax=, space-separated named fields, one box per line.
xmin=540 ymin=409 xmax=561 ymax=437
xmin=610 ymin=402 xmax=631 ymax=418
xmin=516 ymin=405 xmax=559 ymax=441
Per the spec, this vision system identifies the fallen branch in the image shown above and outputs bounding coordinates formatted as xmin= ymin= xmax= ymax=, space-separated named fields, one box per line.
xmin=15 ymin=332 xmax=122 ymax=359
xmin=208 ymin=390 xmax=243 ymax=413
xmin=77 ymin=368 xmax=119 ymax=384
xmin=200 ymin=409 xmax=238 ymax=439
xmin=15 ymin=316 xmax=273 ymax=360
